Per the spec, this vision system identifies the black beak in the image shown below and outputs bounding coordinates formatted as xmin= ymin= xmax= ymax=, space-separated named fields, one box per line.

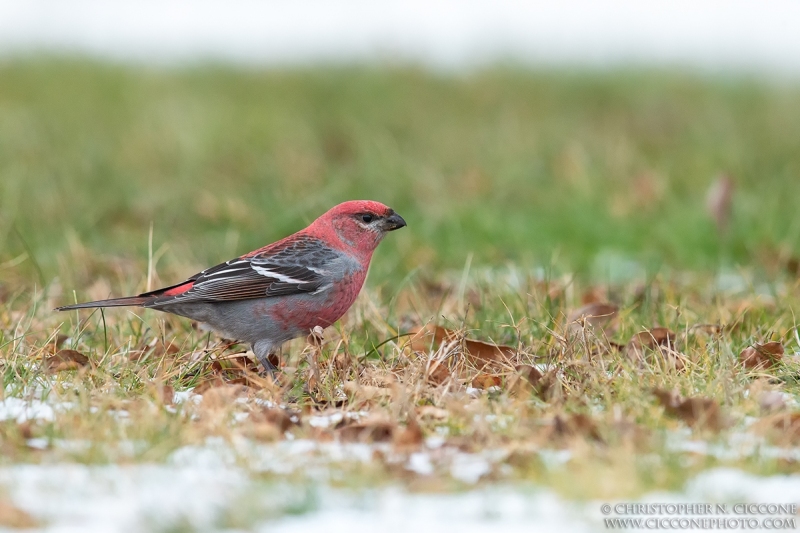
xmin=383 ymin=210 xmax=407 ymax=231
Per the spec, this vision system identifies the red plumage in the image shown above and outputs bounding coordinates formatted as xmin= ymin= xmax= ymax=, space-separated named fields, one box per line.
xmin=57 ymin=200 xmax=407 ymax=372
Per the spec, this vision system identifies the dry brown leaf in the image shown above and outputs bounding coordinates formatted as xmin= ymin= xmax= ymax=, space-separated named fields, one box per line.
xmin=44 ymin=349 xmax=90 ymax=373
xmin=333 ymin=351 xmax=351 ymax=372
xmin=625 ymin=327 xmax=680 ymax=368
xmin=48 ymin=333 xmax=70 ymax=353
xmin=764 ymin=412 xmax=800 ymax=442
xmin=740 ymin=342 xmax=784 ymax=370
xmin=426 ymin=360 xmax=452 ymax=386
xmin=394 ymin=416 xmax=424 ymax=451
xmin=550 ymin=413 xmax=603 ymax=442
xmin=471 ymin=373 xmax=503 ymax=389
xmin=200 ymin=383 xmax=248 ymax=409
xmin=463 ymin=337 xmax=516 ymax=369
xmin=197 ymin=354 xmax=269 ymax=389
xmin=516 ymin=364 xmax=545 ymax=386
xmin=241 ymin=423 xmax=282 ymax=442
xmin=706 ymin=173 xmax=735 ymax=234
xmin=653 ymin=388 xmax=723 ymax=431
xmin=567 ymin=302 xmax=619 ymax=338
xmin=508 ymin=364 xmax=562 ymax=401
xmin=409 ymin=325 xmax=515 ymax=372
xmin=417 ymin=405 xmax=449 ymax=420
xmin=193 ymin=375 xmax=227 ymax=394
xmin=250 ymin=407 xmax=296 ymax=433
xmin=580 ymin=287 xmax=607 ymax=305
xmin=343 ymin=381 xmax=393 ymax=401
xmin=148 ymin=382 xmax=174 ymax=405
xmin=338 ymin=418 xmax=395 ymax=443
xmin=628 ymin=327 xmax=675 ymax=351
xmin=152 ymin=340 xmax=181 ymax=358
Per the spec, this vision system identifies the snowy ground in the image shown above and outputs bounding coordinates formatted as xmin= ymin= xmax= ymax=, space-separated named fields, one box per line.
xmin=1 ymin=461 xmax=799 ymax=532
xmin=3 ymin=392 xmax=800 ymax=532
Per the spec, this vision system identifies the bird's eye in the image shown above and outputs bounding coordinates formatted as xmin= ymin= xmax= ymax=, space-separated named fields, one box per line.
xmin=360 ymin=214 xmax=374 ymax=223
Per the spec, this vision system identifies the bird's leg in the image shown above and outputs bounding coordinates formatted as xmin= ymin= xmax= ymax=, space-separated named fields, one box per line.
xmin=252 ymin=340 xmax=278 ymax=377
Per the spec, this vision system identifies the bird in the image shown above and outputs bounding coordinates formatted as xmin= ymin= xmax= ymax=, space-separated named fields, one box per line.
xmin=56 ymin=200 xmax=407 ymax=373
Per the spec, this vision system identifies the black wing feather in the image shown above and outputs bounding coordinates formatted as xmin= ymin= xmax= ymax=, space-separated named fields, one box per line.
xmin=145 ymin=236 xmax=339 ymax=306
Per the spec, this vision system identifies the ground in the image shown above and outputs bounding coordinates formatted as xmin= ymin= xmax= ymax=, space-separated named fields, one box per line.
xmin=1 ymin=60 xmax=800 ymax=531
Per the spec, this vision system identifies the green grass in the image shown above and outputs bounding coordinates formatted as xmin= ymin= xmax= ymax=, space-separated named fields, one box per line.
xmin=2 ymin=59 xmax=800 ymax=292
xmin=2 ymin=59 xmax=800 ymax=509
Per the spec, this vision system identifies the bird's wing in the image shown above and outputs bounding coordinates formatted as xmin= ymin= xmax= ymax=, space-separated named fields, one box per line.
xmin=143 ymin=236 xmax=341 ymax=306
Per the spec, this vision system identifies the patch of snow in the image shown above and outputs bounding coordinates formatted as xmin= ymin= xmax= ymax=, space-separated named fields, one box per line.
xmin=450 ymin=453 xmax=491 ymax=484
xmin=687 ymin=468 xmax=800 ymax=502
xmin=172 ymin=389 xmax=201 ymax=404
xmin=0 ymin=463 xmax=247 ymax=533
xmin=308 ymin=411 xmax=345 ymax=428
xmin=666 ymin=430 xmax=800 ymax=462
xmin=0 ymin=397 xmax=56 ymax=423
xmin=307 ymin=410 xmax=367 ymax=428
xmin=407 ymin=452 xmax=434 ymax=476
xmin=425 ymin=435 xmax=446 ymax=449
xmin=2 ymin=457 xmax=800 ymax=533
xmin=267 ymin=487 xmax=592 ymax=533
xmin=538 ymin=449 xmax=573 ymax=468
xmin=25 ymin=438 xmax=48 ymax=450
xmin=168 ymin=438 xmax=238 ymax=469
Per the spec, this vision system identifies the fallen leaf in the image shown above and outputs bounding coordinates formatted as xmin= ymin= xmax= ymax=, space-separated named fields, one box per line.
xmin=740 ymin=342 xmax=784 ymax=370
xmin=44 ymin=349 xmax=89 ymax=373
xmin=343 ymin=381 xmax=393 ymax=401
xmin=147 ymin=382 xmax=174 ymax=405
xmin=409 ymin=324 xmax=515 ymax=372
xmin=151 ymin=340 xmax=181 ymax=358
xmin=193 ymin=375 xmax=228 ymax=394
xmin=508 ymin=364 xmax=562 ymax=401
xmin=426 ymin=359 xmax=453 ymax=386
xmin=333 ymin=351 xmax=352 ymax=372
xmin=49 ymin=333 xmax=70 ymax=352
xmin=764 ymin=412 xmax=800 ymax=442
xmin=653 ymin=388 xmax=723 ymax=431
xmin=580 ymin=287 xmax=607 ymax=305
xmin=625 ymin=327 xmax=680 ymax=368
xmin=417 ymin=405 xmax=449 ymax=420
xmin=250 ymin=407 xmax=297 ymax=432
xmin=550 ymin=413 xmax=603 ymax=442
xmin=628 ymin=327 xmax=675 ymax=351
xmin=338 ymin=418 xmax=395 ymax=443
xmin=566 ymin=302 xmax=619 ymax=339
xmin=241 ymin=423 xmax=282 ymax=442
xmin=200 ymin=383 xmax=249 ymax=409
xmin=471 ymin=373 xmax=503 ymax=389
xmin=394 ymin=416 xmax=424 ymax=451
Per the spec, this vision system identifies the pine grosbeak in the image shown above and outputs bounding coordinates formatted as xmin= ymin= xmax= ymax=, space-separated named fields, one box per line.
xmin=57 ymin=200 xmax=406 ymax=372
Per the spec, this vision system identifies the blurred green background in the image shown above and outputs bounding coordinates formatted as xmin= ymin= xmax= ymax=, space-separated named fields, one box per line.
xmin=1 ymin=59 xmax=800 ymax=293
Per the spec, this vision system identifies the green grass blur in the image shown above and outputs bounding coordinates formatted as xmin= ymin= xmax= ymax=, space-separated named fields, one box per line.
xmin=2 ymin=59 xmax=800 ymax=293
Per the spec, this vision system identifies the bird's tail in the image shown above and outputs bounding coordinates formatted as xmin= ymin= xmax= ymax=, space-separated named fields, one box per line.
xmin=55 ymin=296 xmax=150 ymax=311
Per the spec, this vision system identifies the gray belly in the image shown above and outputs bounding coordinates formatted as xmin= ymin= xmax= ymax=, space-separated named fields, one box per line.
xmin=158 ymin=299 xmax=300 ymax=346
